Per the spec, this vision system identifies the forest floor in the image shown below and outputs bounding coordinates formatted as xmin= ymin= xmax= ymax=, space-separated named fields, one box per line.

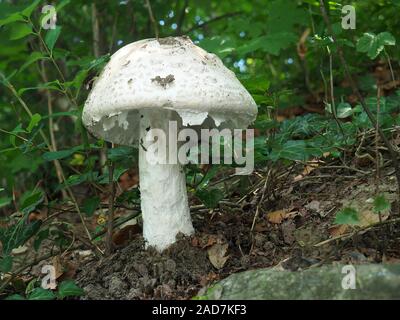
xmin=72 ymin=158 xmax=400 ymax=299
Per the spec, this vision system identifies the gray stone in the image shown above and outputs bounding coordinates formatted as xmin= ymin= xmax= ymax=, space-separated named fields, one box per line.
xmin=199 ymin=264 xmax=400 ymax=300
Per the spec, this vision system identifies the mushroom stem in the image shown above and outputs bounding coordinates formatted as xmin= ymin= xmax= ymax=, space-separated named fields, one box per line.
xmin=138 ymin=110 xmax=194 ymax=251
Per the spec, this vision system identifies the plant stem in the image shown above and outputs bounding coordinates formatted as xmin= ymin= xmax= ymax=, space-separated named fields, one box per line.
xmin=319 ymin=0 xmax=400 ymax=210
xmin=106 ymin=145 xmax=115 ymax=255
xmin=145 ymin=0 xmax=159 ymax=39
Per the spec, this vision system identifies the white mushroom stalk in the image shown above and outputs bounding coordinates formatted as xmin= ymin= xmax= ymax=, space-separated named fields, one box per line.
xmin=82 ymin=36 xmax=257 ymax=251
xmin=138 ymin=109 xmax=193 ymax=250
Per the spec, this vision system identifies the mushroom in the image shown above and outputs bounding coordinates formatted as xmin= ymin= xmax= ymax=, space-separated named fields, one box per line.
xmin=82 ymin=36 xmax=257 ymax=251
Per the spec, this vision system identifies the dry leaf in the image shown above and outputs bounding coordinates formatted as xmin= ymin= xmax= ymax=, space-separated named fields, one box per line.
xmin=52 ymin=256 xmax=64 ymax=279
xmin=207 ymin=243 xmax=229 ymax=269
xmin=358 ymin=210 xmax=389 ymax=227
xmin=266 ymin=209 xmax=299 ymax=224
xmin=328 ymin=224 xmax=349 ymax=237
xmin=11 ymin=245 xmax=28 ymax=255
xmin=266 ymin=210 xmax=287 ymax=224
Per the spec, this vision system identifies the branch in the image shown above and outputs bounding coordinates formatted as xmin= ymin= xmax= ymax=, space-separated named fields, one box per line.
xmin=184 ymin=11 xmax=243 ymax=34
xmin=39 ymin=58 xmax=68 ymax=200
xmin=145 ymin=0 xmax=159 ymax=39
xmin=176 ymin=0 xmax=189 ymax=35
xmin=91 ymin=3 xmax=101 ymax=57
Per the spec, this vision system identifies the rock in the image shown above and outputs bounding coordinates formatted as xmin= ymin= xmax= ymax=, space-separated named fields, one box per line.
xmin=199 ymin=264 xmax=400 ymax=299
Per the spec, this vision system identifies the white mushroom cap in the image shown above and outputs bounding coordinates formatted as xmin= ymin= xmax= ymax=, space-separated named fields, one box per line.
xmin=82 ymin=36 xmax=257 ymax=145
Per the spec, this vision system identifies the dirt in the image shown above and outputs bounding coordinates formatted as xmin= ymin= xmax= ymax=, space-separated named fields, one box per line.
xmin=73 ymin=164 xmax=400 ymax=300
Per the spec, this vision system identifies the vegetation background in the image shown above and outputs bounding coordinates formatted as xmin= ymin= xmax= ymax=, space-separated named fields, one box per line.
xmin=0 ymin=0 xmax=400 ymax=300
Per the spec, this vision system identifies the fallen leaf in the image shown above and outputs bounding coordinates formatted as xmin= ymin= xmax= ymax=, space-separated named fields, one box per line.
xmin=293 ymin=161 xmax=320 ymax=182
xmin=11 ymin=245 xmax=28 ymax=255
xmin=207 ymin=243 xmax=229 ymax=269
xmin=52 ymin=256 xmax=64 ymax=280
xmin=266 ymin=209 xmax=297 ymax=224
xmin=266 ymin=210 xmax=288 ymax=224
xmin=358 ymin=209 xmax=389 ymax=227
xmin=328 ymin=224 xmax=349 ymax=237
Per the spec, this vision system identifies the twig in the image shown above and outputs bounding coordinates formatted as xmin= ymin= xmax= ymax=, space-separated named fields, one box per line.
xmin=106 ymin=146 xmax=115 ymax=255
xmin=0 ymin=75 xmax=103 ymax=257
xmin=250 ymin=170 xmax=271 ymax=232
xmin=92 ymin=211 xmax=141 ymax=239
xmin=145 ymin=0 xmax=159 ymax=39
xmin=176 ymin=0 xmax=189 ymax=35
xmin=39 ymin=59 xmax=68 ymax=200
xmin=91 ymin=3 xmax=101 ymax=57
xmin=314 ymin=217 xmax=400 ymax=247
xmin=319 ymin=0 xmax=400 ymax=211
xmin=184 ymin=11 xmax=243 ymax=33
xmin=384 ymin=48 xmax=396 ymax=85
xmin=327 ymin=46 xmax=345 ymax=136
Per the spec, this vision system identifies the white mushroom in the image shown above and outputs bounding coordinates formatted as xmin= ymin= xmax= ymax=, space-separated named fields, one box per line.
xmin=82 ymin=36 xmax=257 ymax=251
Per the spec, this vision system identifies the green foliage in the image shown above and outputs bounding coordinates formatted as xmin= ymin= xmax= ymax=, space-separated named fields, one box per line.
xmin=0 ymin=0 xmax=399 ymax=298
xmin=357 ymin=32 xmax=396 ymax=59
xmin=5 ymin=280 xmax=84 ymax=300
xmin=373 ymin=195 xmax=390 ymax=213
xmin=335 ymin=207 xmax=360 ymax=225
xmin=57 ymin=280 xmax=85 ymax=298
xmin=82 ymin=196 xmax=100 ymax=217
xmin=44 ymin=26 xmax=62 ymax=52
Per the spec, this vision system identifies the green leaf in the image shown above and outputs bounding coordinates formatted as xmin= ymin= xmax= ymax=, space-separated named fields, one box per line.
xmin=19 ymin=52 xmax=47 ymax=73
xmin=5 ymin=294 xmax=26 ymax=300
xmin=357 ymin=32 xmax=396 ymax=59
xmin=238 ymin=32 xmax=297 ymax=56
xmin=0 ymin=12 xmax=25 ymax=27
xmin=266 ymin=0 xmax=308 ymax=33
xmin=378 ymin=32 xmax=396 ymax=46
xmin=0 ymin=197 xmax=12 ymax=209
xmin=56 ymin=0 xmax=71 ymax=11
xmin=0 ymin=220 xmax=42 ymax=255
xmin=335 ymin=102 xmax=353 ymax=118
xmin=28 ymin=287 xmax=56 ymax=300
xmin=18 ymin=80 xmax=63 ymax=95
xmin=20 ymin=190 xmax=43 ymax=214
xmin=9 ymin=23 xmax=33 ymax=40
xmin=107 ymin=146 xmax=135 ymax=162
xmin=335 ymin=207 xmax=359 ymax=225
xmin=196 ymin=188 xmax=224 ymax=209
xmin=57 ymin=280 xmax=84 ymax=298
xmin=21 ymin=0 xmax=41 ymax=18
xmin=27 ymin=113 xmax=42 ymax=132
xmin=97 ymin=168 xmax=127 ymax=184
xmin=45 ymin=26 xmax=61 ymax=52
xmin=0 ymin=255 xmax=13 ymax=273
xmin=373 ymin=195 xmax=390 ymax=213
xmin=43 ymin=149 xmax=75 ymax=161
xmin=82 ymin=196 xmax=100 ymax=217
xmin=33 ymin=228 xmax=50 ymax=251
xmin=269 ymin=140 xmax=309 ymax=162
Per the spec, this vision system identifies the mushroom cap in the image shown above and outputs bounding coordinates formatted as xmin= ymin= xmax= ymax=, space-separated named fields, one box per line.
xmin=82 ymin=36 xmax=257 ymax=145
